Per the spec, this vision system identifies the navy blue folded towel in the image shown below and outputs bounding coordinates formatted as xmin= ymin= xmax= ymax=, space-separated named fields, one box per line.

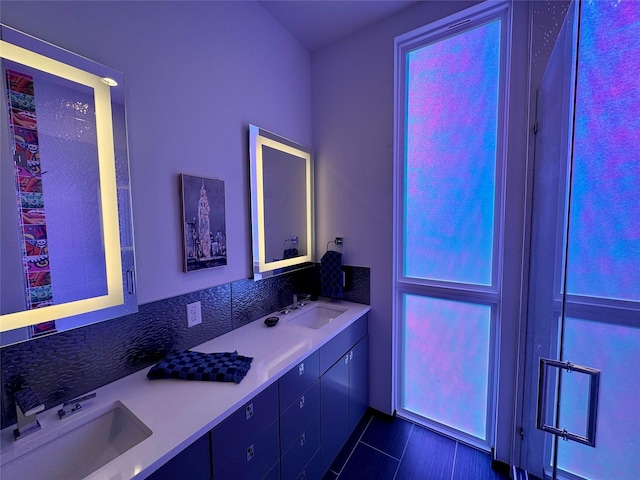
xmin=147 ymin=350 xmax=253 ymax=384
xmin=320 ymin=250 xmax=344 ymax=298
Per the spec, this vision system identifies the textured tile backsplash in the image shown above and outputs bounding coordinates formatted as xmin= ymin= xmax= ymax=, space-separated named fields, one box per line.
xmin=0 ymin=265 xmax=369 ymax=429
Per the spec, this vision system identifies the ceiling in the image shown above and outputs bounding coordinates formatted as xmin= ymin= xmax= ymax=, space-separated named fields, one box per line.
xmin=258 ymin=0 xmax=419 ymax=51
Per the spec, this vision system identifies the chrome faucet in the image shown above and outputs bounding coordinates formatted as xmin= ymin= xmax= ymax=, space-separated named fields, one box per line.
xmin=58 ymin=392 xmax=97 ymax=419
xmin=282 ymin=294 xmax=312 ymax=314
xmin=294 ymin=293 xmax=311 ymax=307
xmin=14 ymin=387 xmax=44 ymax=440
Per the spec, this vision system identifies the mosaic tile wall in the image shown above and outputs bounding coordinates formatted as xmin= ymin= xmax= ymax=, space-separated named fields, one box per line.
xmin=0 ymin=265 xmax=370 ymax=429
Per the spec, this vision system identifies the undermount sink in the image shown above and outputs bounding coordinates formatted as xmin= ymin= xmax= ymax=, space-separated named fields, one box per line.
xmin=286 ymin=304 xmax=347 ymax=329
xmin=0 ymin=401 xmax=152 ymax=480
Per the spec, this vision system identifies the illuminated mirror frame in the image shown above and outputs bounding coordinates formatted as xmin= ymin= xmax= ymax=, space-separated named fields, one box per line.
xmin=0 ymin=39 xmax=123 ymax=332
xmin=249 ymin=125 xmax=314 ymax=280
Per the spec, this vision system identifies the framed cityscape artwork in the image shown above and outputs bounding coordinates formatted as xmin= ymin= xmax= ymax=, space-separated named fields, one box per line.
xmin=180 ymin=174 xmax=227 ymax=272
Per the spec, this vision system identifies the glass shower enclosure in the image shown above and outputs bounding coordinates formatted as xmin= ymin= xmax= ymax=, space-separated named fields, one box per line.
xmin=520 ymin=1 xmax=640 ymax=478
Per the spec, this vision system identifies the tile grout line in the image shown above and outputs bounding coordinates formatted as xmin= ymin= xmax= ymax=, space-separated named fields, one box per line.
xmin=393 ymin=423 xmax=414 ymax=480
xmin=360 ymin=440 xmax=403 ymax=461
xmin=335 ymin=414 xmax=375 ymax=478
xmin=450 ymin=441 xmax=459 ymax=480
xmin=334 ymin=412 xmax=500 ymax=480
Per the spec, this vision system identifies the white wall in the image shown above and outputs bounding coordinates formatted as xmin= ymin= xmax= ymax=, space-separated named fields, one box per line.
xmin=1 ymin=0 xmax=312 ymax=304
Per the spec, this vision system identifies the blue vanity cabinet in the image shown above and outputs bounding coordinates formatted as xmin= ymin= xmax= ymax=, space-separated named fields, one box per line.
xmin=211 ymin=382 xmax=279 ymax=479
xmin=319 ymin=313 xmax=369 ymax=474
xmin=146 ymin=310 xmax=368 ymax=480
xmin=279 ymin=351 xmax=321 ymax=480
xmin=147 ymin=431 xmax=211 ymax=480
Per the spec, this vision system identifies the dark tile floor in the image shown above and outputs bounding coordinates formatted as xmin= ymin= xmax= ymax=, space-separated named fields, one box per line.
xmin=323 ymin=409 xmax=510 ymax=480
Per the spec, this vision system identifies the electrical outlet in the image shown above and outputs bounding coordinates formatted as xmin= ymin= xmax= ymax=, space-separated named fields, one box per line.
xmin=186 ymin=301 xmax=202 ymax=327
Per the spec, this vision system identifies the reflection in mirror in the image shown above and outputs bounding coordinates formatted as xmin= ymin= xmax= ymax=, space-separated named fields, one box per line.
xmin=249 ymin=125 xmax=313 ymax=280
xmin=0 ymin=25 xmax=137 ymax=346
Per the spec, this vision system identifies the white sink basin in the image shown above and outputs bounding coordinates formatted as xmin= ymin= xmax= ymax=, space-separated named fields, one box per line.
xmin=0 ymin=401 xmax=152 ymax=480
xmin=286 ymin=304 xmax=347 ymax=329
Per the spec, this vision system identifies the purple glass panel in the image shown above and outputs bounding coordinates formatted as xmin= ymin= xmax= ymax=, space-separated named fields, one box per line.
xmin=567 ymin=0 xmax=640 ymax=301
xmin=404 ymin=20 xmax=501 ymax=286
xmin=558 ymin=317 xmax=640 ymax=479
xmin=402 ymin=294 xmax=491 ymax=439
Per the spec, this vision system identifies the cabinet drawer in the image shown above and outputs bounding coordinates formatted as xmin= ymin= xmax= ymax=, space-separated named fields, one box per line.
xmin=319 ymin=313 xmax=368 ymax=374
xmin=281 ymin=415 xmax=320 ymax=480
xmin=214 ymin=419 xmax=280 ymax=480
xmin=297 ymin=449 xmax=321 ymax=480
xmin=279 ymin=350 xmax=319 ymax=412
xmin=211 ymin=382 xmax=278 ymax=473
xmin=280 ymin=380 xmax=320 ymax=451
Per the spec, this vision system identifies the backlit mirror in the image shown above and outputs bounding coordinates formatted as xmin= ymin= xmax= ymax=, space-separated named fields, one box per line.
xmin=249 ymin=125 xmax=313 ymax=280
xmin=0 ymin=25 xmax=137 ymax=346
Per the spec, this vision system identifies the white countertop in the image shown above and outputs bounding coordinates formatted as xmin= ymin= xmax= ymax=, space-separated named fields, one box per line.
xmin=0 ymin=299 xmax=370 ymax=480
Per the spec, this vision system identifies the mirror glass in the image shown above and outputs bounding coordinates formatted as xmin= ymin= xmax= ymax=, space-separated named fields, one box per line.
xmin=249 ymin=125 xmax=313 ymax=280
xmin=0 ymin=25 xmax=137 ymax=346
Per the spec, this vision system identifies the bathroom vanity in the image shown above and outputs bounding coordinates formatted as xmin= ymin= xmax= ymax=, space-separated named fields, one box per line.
xmin=0 ymin=299 xmax=370 ymax=480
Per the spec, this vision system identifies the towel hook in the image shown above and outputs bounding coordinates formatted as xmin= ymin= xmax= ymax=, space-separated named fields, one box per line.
xmin=326 ymin=237 xmax=345 ymax=255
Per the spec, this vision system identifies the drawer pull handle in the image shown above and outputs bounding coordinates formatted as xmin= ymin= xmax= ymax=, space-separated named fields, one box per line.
xmin=345 ymin=355 xmax=349 ymax=365
xmin=300 ymin=433 xmax=306 ymax=446
xmin=246 ymin=402 xmax=254 ymax=420
xmin=299 ymin=363 xmax=305 ymax=375
xmin=350 ymin=350 xmax=353 ymax=361
xmin=299 ymin=395 xmax=305 ymax=409
xmin=247 ymin=444 xmax=255 ymax=462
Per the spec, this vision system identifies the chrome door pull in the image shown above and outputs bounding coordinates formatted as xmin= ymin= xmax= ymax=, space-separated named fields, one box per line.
xmin=537 ymin=357 xmax=600 ymax=447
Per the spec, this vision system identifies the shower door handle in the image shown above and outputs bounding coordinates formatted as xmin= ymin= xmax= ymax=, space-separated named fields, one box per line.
xmin=536 ymin=358 xmax=601 ymax=447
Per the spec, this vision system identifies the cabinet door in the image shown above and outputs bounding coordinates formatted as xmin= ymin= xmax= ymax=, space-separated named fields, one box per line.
xmin=348 ymin=336 xmax=369 ymax=434
xmin=147 ymin=433 xmax=211 ymax=480
xmin=320 ymin=353 xmax=349 ymax=474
